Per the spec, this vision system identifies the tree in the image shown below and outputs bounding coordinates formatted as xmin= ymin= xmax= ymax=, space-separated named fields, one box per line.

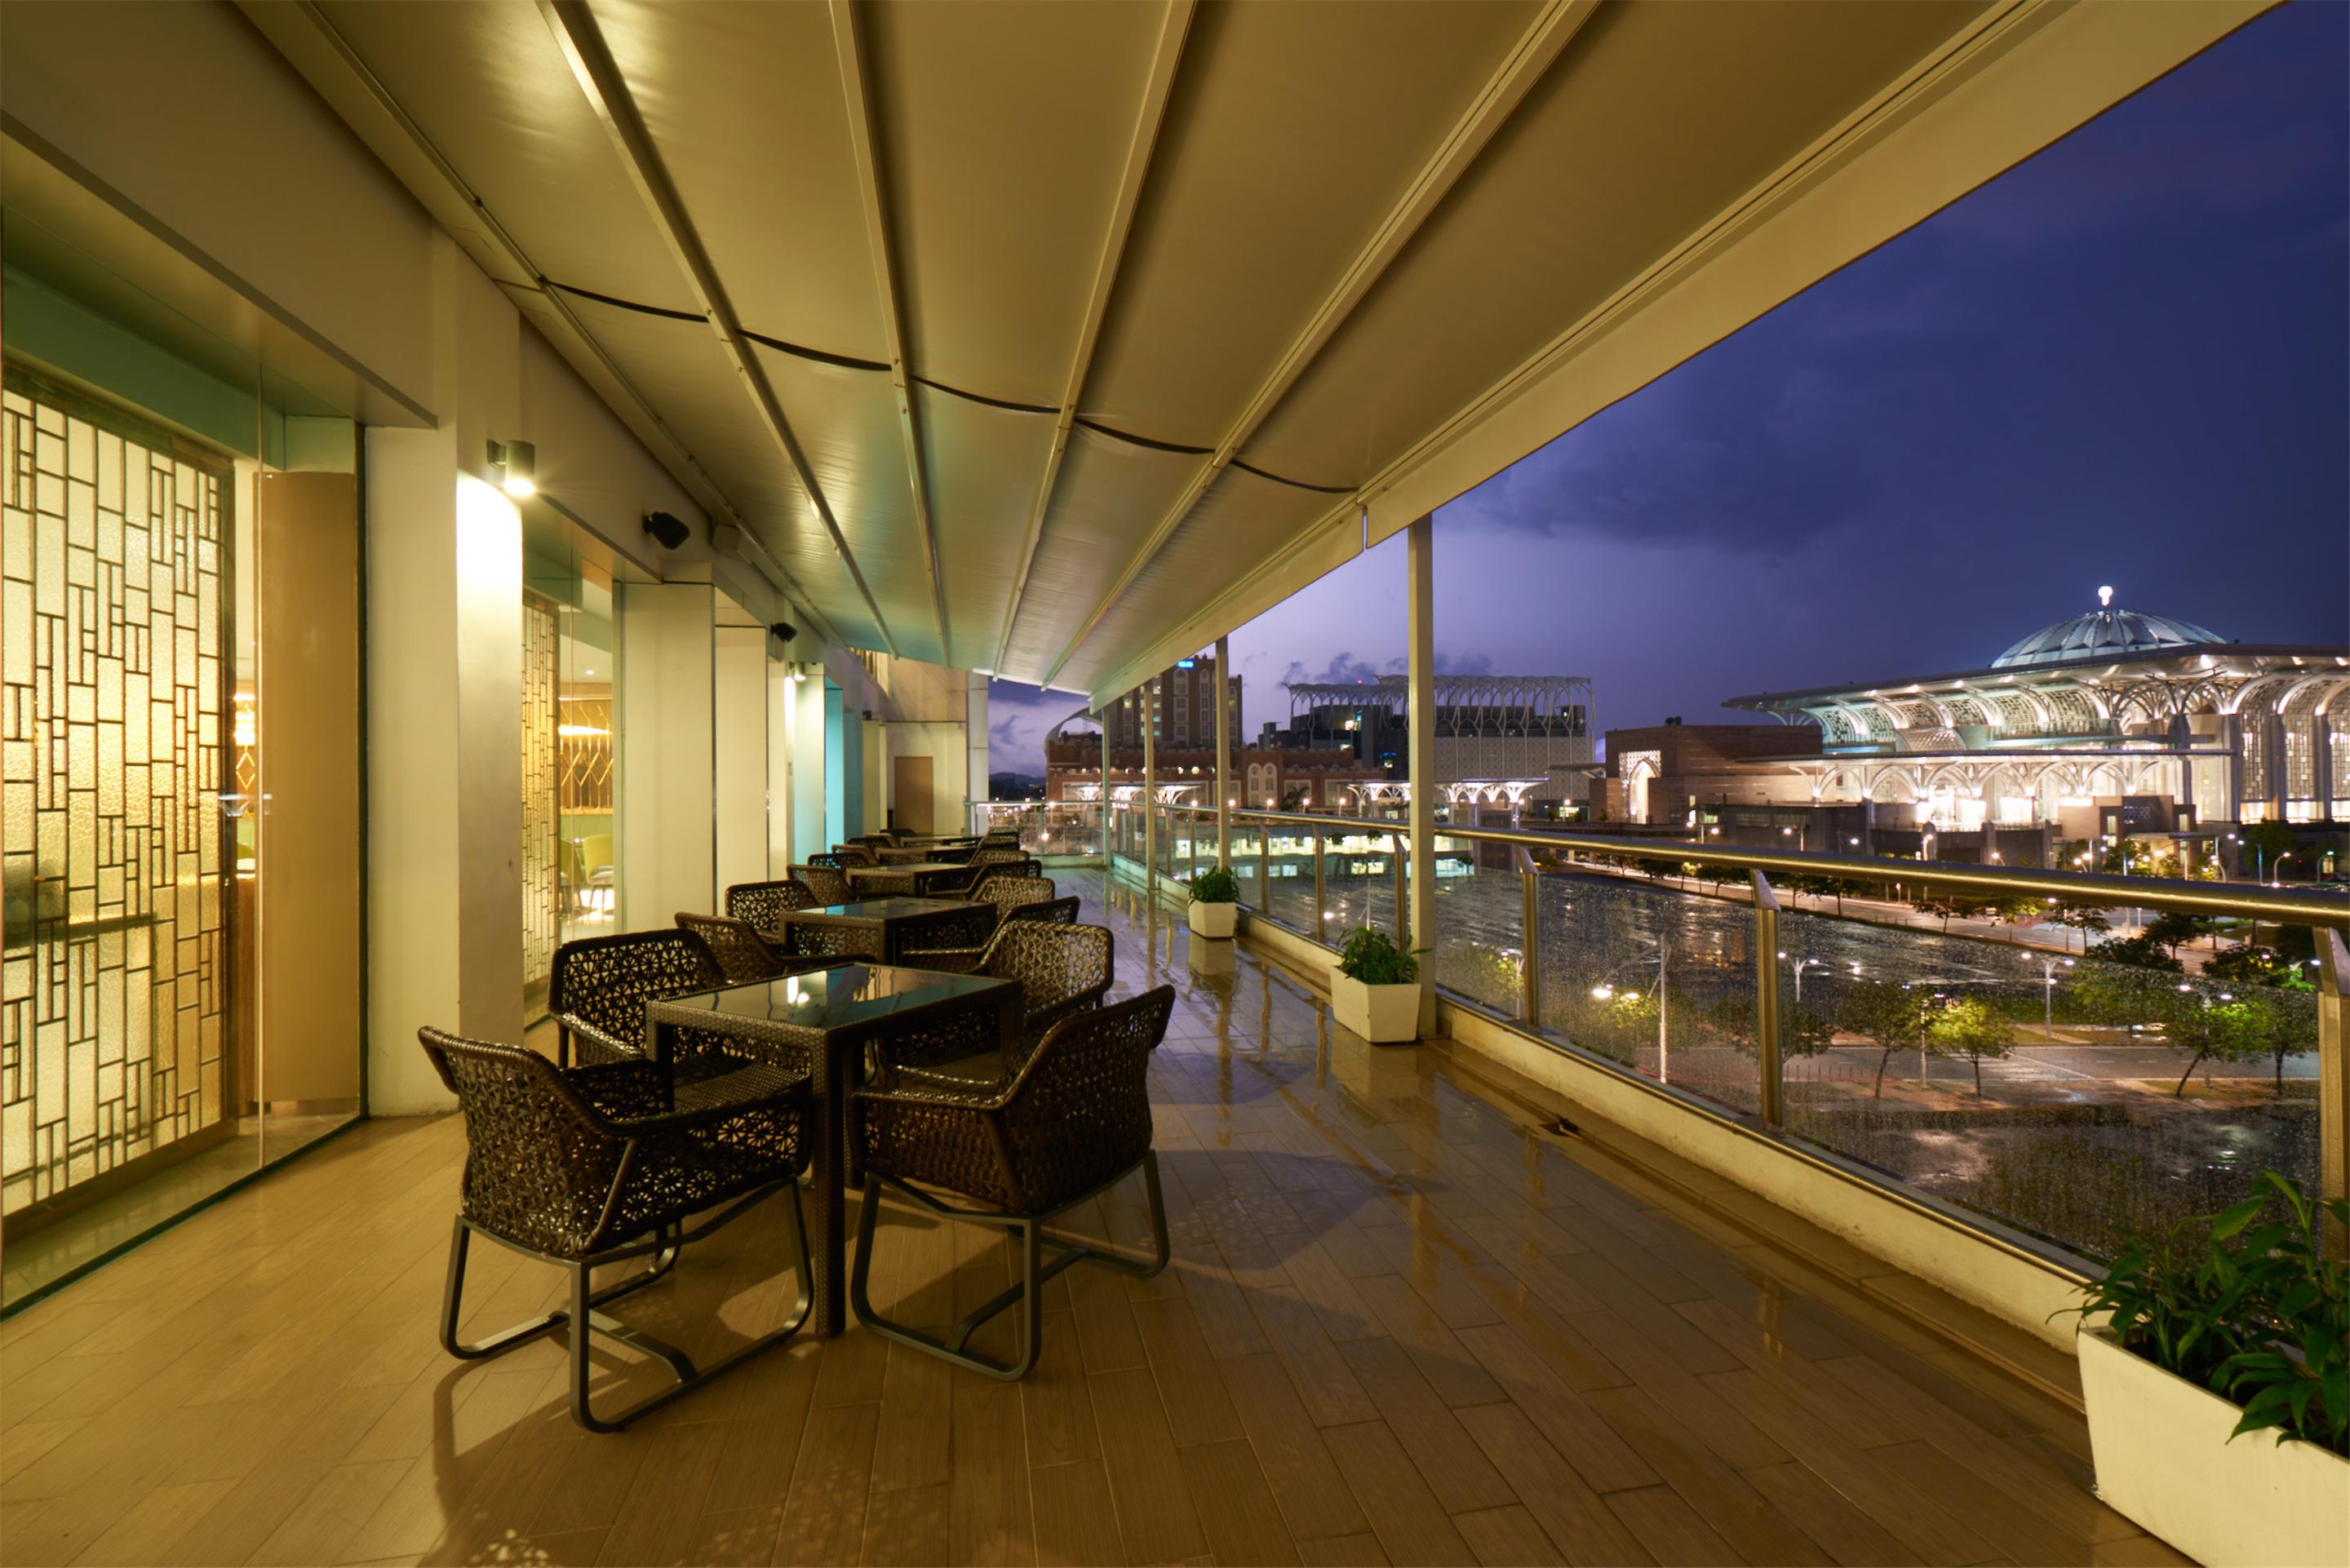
xmin=2091 ymin=932 xmax=2184 ymax=972
xmin=1838 ymin=980 xmax=1930 ymax=1098
xmin=2144 ymin=910 xmax=2213 ymax=959
xmin=1927 ymin=996 xmax=2012 ymax=1096
xmin=1701 ymin=996 xmax=1834 ymax=1059
xmin=2165 ymin=991 xmax=2273 ymax=1098
xmin=1911 ymin=892 xmax=1962 ymax=933
xmin=1988 ymin=895 xmax=2044 ymax=943
xmin=2051 ymin=904 xmax=2111 ymax=954
xmin=2237 ymin=820 xmax=2296 ymax=880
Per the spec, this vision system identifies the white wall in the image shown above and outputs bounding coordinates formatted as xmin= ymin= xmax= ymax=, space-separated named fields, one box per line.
xmin=713 ymin=626 xmax=770 ymax=893
xmin=2 ymin=0 xmax=437 ymax=417
xmin=616 ymin=583 xmax=716 ymax=928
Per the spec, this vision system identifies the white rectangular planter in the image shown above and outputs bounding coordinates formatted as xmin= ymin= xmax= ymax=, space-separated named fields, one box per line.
xmin=1332 ymin=974 xmax=1421 ymax=1044
xmin=1187 ymin=901 xmax=1238 ymax=939
xmin=2077 ymin=1327 xmax=2350 ymax=1568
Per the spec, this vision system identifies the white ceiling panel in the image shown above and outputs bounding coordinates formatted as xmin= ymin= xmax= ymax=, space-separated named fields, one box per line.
xmin=997 ymin=426 xmax=1198 ymax=676
xmin=913 ymin=386 xmax=1058 ymax=671
xmin=313 ymin=0 xmax=685 ymax=308
xmin=593 ymin=0 xmax=885 ymax=362
xmin=861 ymin=0 xmax=1177 ymax=401
xmin=1244 ymin=0 xmax=1989 ymax=486
xmin=1077 ymin=0 xmax=1543 ymax=445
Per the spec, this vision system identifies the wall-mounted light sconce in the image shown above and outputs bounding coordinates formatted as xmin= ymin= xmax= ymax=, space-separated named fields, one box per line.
xmin=488 ymin=440 xmax=535 ymax=498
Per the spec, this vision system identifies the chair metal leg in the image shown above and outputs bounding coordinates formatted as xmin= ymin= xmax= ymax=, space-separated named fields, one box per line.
xmin=850 ymin=1153 xmax=1170 ymax=1380
xmin=567 ymin=1184 xmax=814 ymax=1433
xmin=441 ymin=1216 xmax=681 ymax=1362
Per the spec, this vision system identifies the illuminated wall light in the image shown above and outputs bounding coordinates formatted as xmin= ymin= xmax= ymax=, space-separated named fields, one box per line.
xmin=488 ymin=439 xmax=536 ymax=498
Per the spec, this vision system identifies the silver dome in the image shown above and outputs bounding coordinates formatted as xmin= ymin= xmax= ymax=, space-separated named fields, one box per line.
xmin=1993 ymin=592 xmax=2224 ymax=668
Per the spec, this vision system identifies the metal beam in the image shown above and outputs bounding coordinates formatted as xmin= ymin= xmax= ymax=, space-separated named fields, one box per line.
xmin=1214 ymin=633 xmax=1230 ymax=869
xmin=251 ymin=1 xmax=848 ymax=649
xmin=538 ymin=0 xmax=902 ymax=658
xmin=1038 ymin=0 xmax=1592 ymax=687
xmin=827 ymin=0 xmax=949 ymax=663
xmin=992 ymin=0 xmax=1195 ymax=675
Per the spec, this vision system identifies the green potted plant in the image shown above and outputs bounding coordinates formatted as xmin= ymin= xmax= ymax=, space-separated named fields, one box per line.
xmin=1332 ymin=927 xmax=1421 ymax=1043
xmin=1187 ymin=865 xmax=1240 ymax=939
xmin=2067 ymin=1171 xmax=2347 ymax=1567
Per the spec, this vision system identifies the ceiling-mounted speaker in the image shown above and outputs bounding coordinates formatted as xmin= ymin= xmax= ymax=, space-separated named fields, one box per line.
xmin=642 ymin=510 xmax=690 ymax=551
xmin=765 ymin=622 xmax=797 ymax=661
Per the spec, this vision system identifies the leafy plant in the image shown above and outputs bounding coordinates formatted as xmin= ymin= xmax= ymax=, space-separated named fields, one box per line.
xmin=2091 ymin=931 xmax=2185 ymax=972
xmin=1927 ymin=995 xmax=2012 ymax=1096
xmin=1700 ymin=996 xmax=1833 ymax=1058
xmin=1337 ymin=927 xmax=1418 ymax=986
xmin=1189 ymin=865 xmax=1239 ymax=905
xmin=2068 ymin=1172 xmax=2348 ymax=1455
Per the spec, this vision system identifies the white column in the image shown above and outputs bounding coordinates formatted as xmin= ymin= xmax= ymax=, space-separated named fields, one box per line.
xmin=712 ymin=624 xmax=767 ymax=897
xmin=1407 ymin=515 xmax=1436 ymax=1030
xmin=1215 ymin=634 xmax=1231 ymax=868
xmin=769 ymin=659 xmax=798 ymax=872
xmin=792 ymin=672 xmax=828 ymax=866
xmin=615 ymin=582 xmax=716 ymax=927
xmin=365 ymin=431 xmax=524 ymax=1110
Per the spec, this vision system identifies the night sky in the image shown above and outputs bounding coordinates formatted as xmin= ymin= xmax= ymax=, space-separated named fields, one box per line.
xmin=987 ymin=2 xmax=2349 ymax=779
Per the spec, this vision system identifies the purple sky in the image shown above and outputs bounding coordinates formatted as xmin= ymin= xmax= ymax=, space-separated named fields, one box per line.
xmin=988 ymin=3 xmax=2349 ymax=779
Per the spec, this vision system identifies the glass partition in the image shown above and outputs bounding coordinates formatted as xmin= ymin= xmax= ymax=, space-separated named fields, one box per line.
xmin=2 ymin=209 xmax=362 ymax=1307
xmin=522 ymin=525 xmax=618 ymax=1021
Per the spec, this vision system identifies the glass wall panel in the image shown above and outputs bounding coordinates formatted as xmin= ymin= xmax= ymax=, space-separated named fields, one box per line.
xmin=522 ymin=526 xmax=619 ymax=1020
xmin=2 ymin=210 xmax=362 ymax=1309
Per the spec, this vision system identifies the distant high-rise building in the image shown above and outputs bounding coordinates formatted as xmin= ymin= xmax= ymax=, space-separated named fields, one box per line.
xmin=1103 ymin=651 xmax=1242 ymax=751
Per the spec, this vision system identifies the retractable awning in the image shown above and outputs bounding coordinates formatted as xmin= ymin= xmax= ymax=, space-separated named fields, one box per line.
xmin=242 ymin=0 xmax=2268 ymax=706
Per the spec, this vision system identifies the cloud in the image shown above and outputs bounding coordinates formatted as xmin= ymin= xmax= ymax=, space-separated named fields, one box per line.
xmin=1280 ymin=651 xmax=1400 ymax=687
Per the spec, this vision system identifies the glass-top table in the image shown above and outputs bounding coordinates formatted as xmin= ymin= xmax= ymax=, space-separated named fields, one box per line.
xmin=646 ymin=963 xmax=1019 ymax=1336
xmin=847 ymin=861 xmax=967 ymax=894
xmin=774 ymin=897 xmax=994 ymax=963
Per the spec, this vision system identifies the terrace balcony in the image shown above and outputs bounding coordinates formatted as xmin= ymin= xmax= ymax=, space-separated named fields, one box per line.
xmin=2 ymin=859 xmax=2223 ymax=1568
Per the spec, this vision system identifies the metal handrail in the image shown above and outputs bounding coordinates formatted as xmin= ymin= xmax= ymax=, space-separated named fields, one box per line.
xmin=1147 ymin=800 xmax=2347 ymax=926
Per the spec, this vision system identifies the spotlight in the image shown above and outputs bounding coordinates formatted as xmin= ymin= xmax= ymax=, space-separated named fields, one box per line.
xmin=642 ymin=510 xmax=691 ymax=551
xmin=488 ymin=440 xmax=535 ymax=498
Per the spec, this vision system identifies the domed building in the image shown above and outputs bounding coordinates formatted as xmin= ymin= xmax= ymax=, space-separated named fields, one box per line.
xmin=1687 ymin=588 xmax=2346 ymax=856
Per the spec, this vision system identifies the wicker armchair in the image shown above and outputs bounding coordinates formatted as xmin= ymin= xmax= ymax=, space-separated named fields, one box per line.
xmin=849 ymin=986 xmax=1175 ymax=1379
xmin=725 ymin=877 xmax=818 ymax=932
xmin=898 ymin=903 xmax=1095 ymax=981
xmin=791 ymin=863 xmax=852 ymax=906
xmin=548 ymin=930 xmax=726 ymax=1072
xmin=835 ymin=844 xmax=878 ymax=868
xmin=420 ymin=1026 xmax=814 ymax=1431
xmin=975 ymin=875 xmax=1057 ymax=925
xmin=887 ymin=924 xmax=1112 ymax=1094
xmin=806 ymin=852 xmax=848 ymax=870
xmin=847 ymin=868 xmax=922 ymax=898
xmin=674 ymin=912 xmax=821 ymax=986
xmin=966 ymin=859 xmax=1044 ymax=899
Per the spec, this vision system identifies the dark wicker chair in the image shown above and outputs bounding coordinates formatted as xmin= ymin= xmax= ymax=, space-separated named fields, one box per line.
xmin=791 ymin=863 xmax=852 ymax=906
xmin=965 ymin=859 xmax=1043 ymax=898
xmin=1009 ymin=895 xmax=1081 ymax=928
xmin=725 ymin=877 xmax=819 ymax=933
xmin=849 ymin=986 xmax=1175 ymax=1380
xmin=974 ymin=875 xmax=1057 ymax=925
xmin=673 ymin=912 xmax=821 ymax=986
xmin=834 ymin=844 xmax=878 ymax=868
xmin=420 ymin=1026 xmax=814 ymax=1431
xmin=548 ymin=930 xmax=725 ymax=1072
xmin=806 ymin=852 xmax=848 ymax=871
xmin=890 ymin=925 xmax=1114 ymax=1093
xmin=846 ymin=868 xmax=922 ymax=899
xmin=898 ymin=902 xmax=1094 ymax=980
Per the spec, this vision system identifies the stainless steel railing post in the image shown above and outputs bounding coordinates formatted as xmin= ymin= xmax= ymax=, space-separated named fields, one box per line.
xmin=1391 ymin=831 xmax=1406 ymax=941
xmin=2317 ymin=928 xmax=2348 ymax=1257
xmin=1751 ymin=869 xmax=1783 ymax=1127
xmin=1313 ymin=827 xmax=1325 ymax=935
xmin=1520 ymin=866 xmax=1542 ymax=1030
xmin=1258 ymin=834 xmax=1271 ymax=912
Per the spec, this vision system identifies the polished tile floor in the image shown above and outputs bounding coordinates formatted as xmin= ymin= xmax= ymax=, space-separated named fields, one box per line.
xmin=0 ymin=872 xmax=2181 ymax=1566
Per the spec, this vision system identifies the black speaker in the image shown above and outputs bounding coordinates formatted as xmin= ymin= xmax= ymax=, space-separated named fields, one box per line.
xmin=642 ymin=510 xmax=690 ymax=551
xmin=769 ymin=622 xmax=797 ymax=644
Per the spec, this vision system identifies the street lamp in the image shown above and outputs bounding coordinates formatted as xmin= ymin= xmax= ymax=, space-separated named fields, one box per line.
xmin=2272 ymin=851 xmax=2295 ymax=888
xmin=1778 ymin=950 xmax=1825 ymax=1003
xmin=2040 ymin=955 xmax=2073 ymax=1041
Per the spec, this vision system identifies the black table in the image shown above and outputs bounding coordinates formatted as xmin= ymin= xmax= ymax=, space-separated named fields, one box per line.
xmin=774 ymin=897 xmax=993 ymax=962
xmin=847 ymin=861 xmax=967 ymax=895
xmin=645 ymin=964 xmax=1019 ymax=1336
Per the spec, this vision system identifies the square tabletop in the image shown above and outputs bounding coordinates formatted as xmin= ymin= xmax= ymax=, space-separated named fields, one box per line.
xmin=655 ymin=962 xmax=1006 ymax=1035
xmin=850 ymin=861 xmax=962 ymax=877
xmin=791 ymin=896 xmax=967 ymax=922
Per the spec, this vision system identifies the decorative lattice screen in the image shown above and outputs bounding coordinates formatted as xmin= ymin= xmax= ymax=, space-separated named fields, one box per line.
xmin=521 ymin=595 xmax=560 ymax=986
xmin=2 ymin=371 xmax=231 ymax=1213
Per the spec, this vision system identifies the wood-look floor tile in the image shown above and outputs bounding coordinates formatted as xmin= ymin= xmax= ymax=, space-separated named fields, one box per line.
xmin=1296 ymin=1531 xmax=1392 ymax=1566
xmin=1454 ymin=1504 xmax=1567 ymax=1567
xmin=947 ymin=1380 xmax=1033 ymax=1567
xmin=1739 ymin=1461 xmax=1922 ymax=1568
xmin=1091 ymin=1365 xmax=1208 ymax=1562
xmin=1177 ymin=1438 xmax=1301 ymax=1566
xmin=1319 ymin=1420 xmax=1476 ymax=1568
xmin=1456 ymin=1401 xmax=1654 ymax=1568
xmin=1021 ymin=1313 xmax=1100 ymax=1466
xmin=1335 ymin=1338 xmax=1514 ymax=1513
xmin=771 ymin=1401 xmax=877 ymax=1567
xmin=1604 ymin=1483 xmax=1746 ymax=1566
xmin=1031 ymin=1459 xmax=1128 ymax=1568
xmin=1216 ymin=1352 xmax=1371 ymax=1543
xmin=860 ymin=1479 xmax=952 ymax=1566
xmin=1131 ymin=1295 xmax=1244 ymax=1446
